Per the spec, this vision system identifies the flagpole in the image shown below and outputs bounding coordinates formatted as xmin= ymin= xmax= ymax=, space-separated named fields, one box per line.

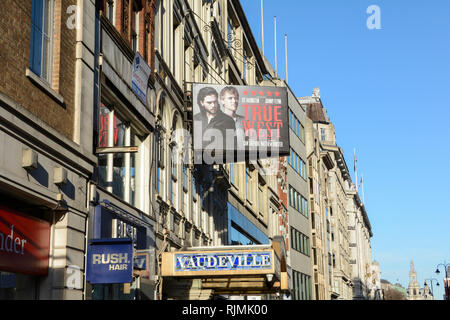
xmin=261 ymin=0 xmax=264 ymax=55
xmin=362 ymin=174 xmax=365 ymax=205
xmin=354 ymin=148 xmax=358 ymax=191
xmin=285 ymin=34 xmax=288 ymax=83
xmin=274 ymin=16 xmax=277 ymax=77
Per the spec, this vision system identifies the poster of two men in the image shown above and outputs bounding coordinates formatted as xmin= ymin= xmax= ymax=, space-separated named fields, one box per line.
xmin=192 ymin=83 xmax=289 ymax=164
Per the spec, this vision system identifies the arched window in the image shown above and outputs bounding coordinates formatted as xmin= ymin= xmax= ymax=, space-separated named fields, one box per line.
xmin=156 ymin=92 xmax=168 ymax=201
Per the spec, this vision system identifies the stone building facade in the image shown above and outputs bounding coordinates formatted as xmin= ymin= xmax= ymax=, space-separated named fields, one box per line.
xmin=152 ymin=0 xmax=285 ymax=299
xmin=301 ymin=88 xmax=374 ymax=300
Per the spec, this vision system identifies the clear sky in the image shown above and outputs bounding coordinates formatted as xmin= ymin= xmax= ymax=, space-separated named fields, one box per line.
xmin=242 ymin=0 xmax=450 ymax=299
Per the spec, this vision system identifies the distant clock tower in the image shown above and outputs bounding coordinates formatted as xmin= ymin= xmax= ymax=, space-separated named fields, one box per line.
xmin=407 ymin=260 xmax=421 ymax=300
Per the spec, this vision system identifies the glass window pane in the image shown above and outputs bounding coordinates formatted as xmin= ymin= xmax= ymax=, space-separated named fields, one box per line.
xmin=0 ymin=272 xmax=38 ymax=300
xmin=98 ymin=103 xmax=110 ymax=148
xmin=113 ymin=114 xmax=126 ymax=147
xmin=130 ymin=152 xmax=135 ymax=206
xmin=42 ymin=0 xmax=53 ymax=82
xmin=98 ymin=154 xmax=108 ymax=189
xmin=112 ymin=153 xmax=126 ymax=200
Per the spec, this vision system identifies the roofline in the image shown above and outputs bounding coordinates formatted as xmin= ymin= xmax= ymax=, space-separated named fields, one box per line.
xmin=231 ymin=0 xmax=269 ymax=76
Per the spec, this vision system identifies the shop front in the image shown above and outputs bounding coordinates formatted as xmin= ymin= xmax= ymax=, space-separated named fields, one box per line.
xmin=160 ymin=239 xmax=288 ymax=300
xmin=85 ymin=200 xmax=156 ymax=300
xmin=0 ymin=203 xmax=51 ymax=299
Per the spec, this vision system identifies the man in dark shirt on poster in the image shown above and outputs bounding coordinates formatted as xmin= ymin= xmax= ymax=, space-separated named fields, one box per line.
xmin=193 ymin=86 xmax=236 ymax=151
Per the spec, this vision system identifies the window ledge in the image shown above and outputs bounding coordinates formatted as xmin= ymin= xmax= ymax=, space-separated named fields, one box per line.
xmin=26 ymin=68 xmax=64 ymax=106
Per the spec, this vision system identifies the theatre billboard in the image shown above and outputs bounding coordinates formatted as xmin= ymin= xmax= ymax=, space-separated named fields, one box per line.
xmin=161 ymin=249 xmax=277 ymax=277
xmin=192 ymin=84 xmax=289 ymax=163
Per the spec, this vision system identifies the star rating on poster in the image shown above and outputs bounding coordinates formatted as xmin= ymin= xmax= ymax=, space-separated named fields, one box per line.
xmin=242 ymin=90 xmax=280 ymax=97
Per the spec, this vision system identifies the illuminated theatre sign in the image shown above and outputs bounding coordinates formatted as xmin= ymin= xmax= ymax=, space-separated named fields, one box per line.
xmin=161 ymin=249 xmax=276 ymax=277
xmin=192 ymin=83 xmax=289 ymax=163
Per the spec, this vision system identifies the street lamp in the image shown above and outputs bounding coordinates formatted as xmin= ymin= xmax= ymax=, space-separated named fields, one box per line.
xmin=435 ymin=262 xmax=450 ymax=300
xmin=424 ymin=278 xmax=439 ymax=297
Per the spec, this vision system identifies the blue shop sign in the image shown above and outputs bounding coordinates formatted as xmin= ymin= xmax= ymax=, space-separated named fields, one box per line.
xmin=86 ymin=238 xmax=133 ymax=284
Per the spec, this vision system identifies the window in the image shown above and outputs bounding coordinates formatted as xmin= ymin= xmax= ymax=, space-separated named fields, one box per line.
xmin=169 ymin=144 xmax=178 ymax=207
xmin=288 ymin=185 xmax=308 ymax=218
xmin=132 ymin=11 xmax=139 ymax=52
xmin=106 ymin=0 xmax=115 ymax=24
xmin=320 ymin=128 xmax=326 ymax=141
xmin=97 ymin=104 xmax=141 ymax=206
xmin=229 ymin=163 xmax=235 ymax=186
xmin=30 ymin=0 xmax=54 ymax=83
xmin=291 ymin=227 xmax=310 ymax=256
xmin=288 ymin=149 xmax=306 ymax=180
xmin=182 ymin=163 xmax=188 ymax=192
xmin=293 ymin=270 xmax=312 ymax=300
xmin=0 ymin=272 xmax=39 ymax=300
xmin=230 ymin=223 xmax=257 ymax=246
xmin=227 ymin=19 xmax=233 ymax=50
xmin=289 ymin=109 xmax=305 ymax=143
xmin=182 ymin=162 xmax=188 ymax=216
xmin=258 ymin=185 xmax=264 ymax=218
xmin=156 ymin=128 xmax=166 ymax=197
xmin=192 ymin=173 xmax=198 ymax=224
xmin=243 ymin=54 xmax=247 ymax=80
xmin=246 ymin=167 xmax=254 ymax=204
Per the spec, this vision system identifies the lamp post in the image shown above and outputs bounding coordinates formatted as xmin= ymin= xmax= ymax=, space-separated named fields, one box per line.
xmin=435 ymin=262 xmax=450 ymax=300
xmin=424 ymin=278 xmax=439 ymax=297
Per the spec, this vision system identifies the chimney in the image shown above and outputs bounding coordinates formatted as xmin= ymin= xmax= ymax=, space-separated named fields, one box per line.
xmin=312 ymin=87 xmax=321 ymax=98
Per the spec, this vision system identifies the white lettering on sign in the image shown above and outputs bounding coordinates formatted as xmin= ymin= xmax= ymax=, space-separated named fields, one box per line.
xmin=112 ymin=219 xmax=137 ymax=243
xmin=92 ymin=253 xmax=130 ymax=265
xmin=175 ymin=252 xmax=272 ymax=272
xmin=0 ymin=225 xmax=27 ymax=255
xmin=108 ymin=264 xmax=128 ymax=271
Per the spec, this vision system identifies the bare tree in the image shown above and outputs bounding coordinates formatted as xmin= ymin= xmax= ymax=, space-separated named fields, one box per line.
xmin=383 ymin=287 xmax=407 ymax=300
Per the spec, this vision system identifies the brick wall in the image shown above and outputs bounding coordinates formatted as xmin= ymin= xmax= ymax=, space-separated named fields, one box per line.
xmin=0 ymin=0 xmax=76 ymax=140
xmin=101 ymin=0 xmax=156 ymax=69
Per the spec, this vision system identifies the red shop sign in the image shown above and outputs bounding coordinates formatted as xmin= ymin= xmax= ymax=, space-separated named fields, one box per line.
xmin=0 ymin=205 xmax=50 ymax=275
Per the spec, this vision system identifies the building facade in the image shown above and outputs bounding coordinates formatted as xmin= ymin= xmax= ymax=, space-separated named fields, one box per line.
xmin=301 ymin=88 xmax=374 ymax=300
xmin=347 ymin=191 xmax=373 ymax=300
xmin=368 ymin=260 xmax=383 ymax=300
xmin=304 ymin=112 xmax=334 ymax=300
xmin=85 ymin=0 xmax=159 ymax=300
xmin=285 ymin=85 xmax=313 ymax=300
xmin=152 ymin=0 xmax=286 ymax=300
xmin=1 ymin=1 xmax=374 ymax=300
xmin=0 ymin=0 xmax=97 ymax=299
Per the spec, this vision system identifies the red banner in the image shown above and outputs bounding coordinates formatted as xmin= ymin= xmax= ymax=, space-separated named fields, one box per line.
xmin=0 ymin=205 xmax=50 ymax=275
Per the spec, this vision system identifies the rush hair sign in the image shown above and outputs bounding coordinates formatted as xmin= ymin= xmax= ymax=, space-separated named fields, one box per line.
xmin=86 ymin=238 xmax=133 ymax=284
xmin=0 ymin=205 xmax=50 ymax=275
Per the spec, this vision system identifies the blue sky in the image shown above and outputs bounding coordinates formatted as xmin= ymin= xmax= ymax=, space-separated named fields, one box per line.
xmin=242 ymin=0 xmax=450 ymax=299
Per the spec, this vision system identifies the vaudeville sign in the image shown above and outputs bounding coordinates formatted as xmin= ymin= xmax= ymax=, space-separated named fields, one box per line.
xmin=86 ymin=238 xmax=133 ymax=284
xmin=175 ymin=251 xmax=273 ymax=272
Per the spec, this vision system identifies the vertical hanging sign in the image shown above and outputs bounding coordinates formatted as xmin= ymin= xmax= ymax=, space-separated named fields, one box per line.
xmin=86 ymin=238 xmax=133 ymax=284
xmin=131 ymin=52 xmax=151 ymax=106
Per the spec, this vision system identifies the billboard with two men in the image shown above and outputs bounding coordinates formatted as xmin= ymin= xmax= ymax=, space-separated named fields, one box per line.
xmin=193 ymin=83 xmax=289 ymax=164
